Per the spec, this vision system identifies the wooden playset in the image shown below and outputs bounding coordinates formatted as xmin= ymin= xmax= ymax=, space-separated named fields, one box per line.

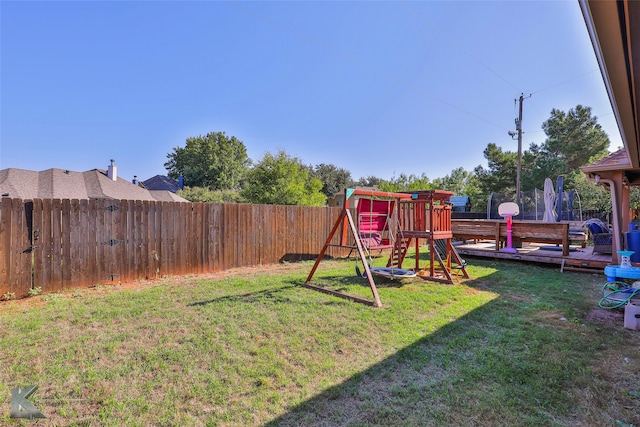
xmin=304 ymin=188 xmax=468 ymax=307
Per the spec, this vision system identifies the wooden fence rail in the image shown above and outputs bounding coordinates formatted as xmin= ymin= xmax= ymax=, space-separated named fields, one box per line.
xmin=0 ymin=198 xmax=347 ymax=299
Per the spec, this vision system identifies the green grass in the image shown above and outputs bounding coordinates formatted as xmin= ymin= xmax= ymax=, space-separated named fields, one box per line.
xmin=1 ymin=257 xmax=639 ymax=426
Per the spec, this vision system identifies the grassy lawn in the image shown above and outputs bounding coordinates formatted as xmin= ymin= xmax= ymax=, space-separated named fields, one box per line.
xmin=1 ymin=256 xmax=639 ymax=426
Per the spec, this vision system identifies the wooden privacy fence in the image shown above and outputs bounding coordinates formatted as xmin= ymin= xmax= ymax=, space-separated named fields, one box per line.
xmin=0 ymin=198 xmax=348 ymax=299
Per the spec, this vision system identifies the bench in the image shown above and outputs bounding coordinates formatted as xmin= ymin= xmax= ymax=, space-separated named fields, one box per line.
xmin=452 ymin=219 xmax=571 ymax=256
xmin=450 ymin=219 xmax=500 ymax=244
xmin=567 ymin=221 xmax=588 ymax=248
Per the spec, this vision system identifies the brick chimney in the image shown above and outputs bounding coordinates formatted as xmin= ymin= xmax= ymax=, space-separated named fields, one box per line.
xmin=107 ymin=159 xmax=117 ymax=181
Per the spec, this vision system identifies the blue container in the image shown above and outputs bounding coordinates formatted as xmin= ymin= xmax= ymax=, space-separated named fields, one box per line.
xmin=630 ymin=222 xmax=640 ymax=231
xmin=625 ymin=231 xmax=640 ymax=262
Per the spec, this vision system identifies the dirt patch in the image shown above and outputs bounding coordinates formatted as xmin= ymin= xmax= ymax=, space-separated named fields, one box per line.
xmin=584 ymin=306 xmax=624 ymax=325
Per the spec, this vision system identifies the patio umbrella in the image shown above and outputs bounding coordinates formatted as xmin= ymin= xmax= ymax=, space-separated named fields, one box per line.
xmin=543 ymin=177 xmax=557 ymax=222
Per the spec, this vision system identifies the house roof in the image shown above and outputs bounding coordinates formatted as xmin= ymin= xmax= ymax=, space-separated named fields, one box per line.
xmin=450 ymin=196 xmax=471 ymax=207
xmin=578 ymin=1 xmax=640 ymax=256
xmin=143 ymin=175 xmax=181 ymax=192
xmin=580 ymin=0 xmax=640 ymax=166
xmin=148 ymin=190 xmax=188 ymax=202
xmin=580 ymin=148 xmax=632 ymax=173
xmin=0 ymin=168 xmax=189 ymax=202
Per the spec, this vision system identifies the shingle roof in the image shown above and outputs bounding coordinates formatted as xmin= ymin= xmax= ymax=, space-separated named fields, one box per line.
xmin=580 ymin=148 xmax=632 ymax=172
xmin=0 ymin=168 xmax=189 ymax=202
xmin=143 ymin=175 xmax=181 ymax=192
xmin=450 ymin=196 xmax=470 ymax=206
xmin=149 ymin=190 xmax=188 ymax=202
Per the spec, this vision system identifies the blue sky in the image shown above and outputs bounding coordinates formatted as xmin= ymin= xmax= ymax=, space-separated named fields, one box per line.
xmin=0 ymin=0 xmax=620 ymax=185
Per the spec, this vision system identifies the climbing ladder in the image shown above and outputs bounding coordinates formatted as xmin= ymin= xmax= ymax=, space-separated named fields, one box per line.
xmin=432 ymin=239 xmax=469 ymax=280
xmin=387 ymin=236 xmax=411 ymax=268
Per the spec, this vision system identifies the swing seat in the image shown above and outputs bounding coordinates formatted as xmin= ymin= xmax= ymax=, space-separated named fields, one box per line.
xmin=359 ymin=233 xmax=393 ymax=249
xmin=370 ymin=267 xmax=416 ymax=279
xmin=357 ymin=199 xmax=395 ymax=250
xmin=357 ymin=265 xmax=417 ymax=279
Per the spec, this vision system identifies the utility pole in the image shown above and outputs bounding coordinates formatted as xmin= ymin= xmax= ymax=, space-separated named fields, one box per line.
xmin=516 ymin=94 xmax=524 ymax=207
xmin=509 ymin=93 xmax=530 ymax=208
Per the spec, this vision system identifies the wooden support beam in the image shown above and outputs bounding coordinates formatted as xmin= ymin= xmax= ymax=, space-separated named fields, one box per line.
xmin=301 ymin=283 xmax=376 ymax=306
xmin=305 ymin=207 xmax=382 ymax=308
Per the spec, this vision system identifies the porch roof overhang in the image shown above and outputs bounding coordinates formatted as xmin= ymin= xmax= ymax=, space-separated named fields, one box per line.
xmin=580 ymin=0 xmax=640 ymax=165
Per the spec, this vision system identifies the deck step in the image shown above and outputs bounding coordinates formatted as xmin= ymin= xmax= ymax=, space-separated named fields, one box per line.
xmin=455 ymin=241 xmax=609 ymax=273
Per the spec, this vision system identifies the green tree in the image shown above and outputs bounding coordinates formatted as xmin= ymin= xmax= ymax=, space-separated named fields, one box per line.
xmin=629 ymin=186 xmax=640 ymax=221
xmin=177 ymin=186 xmax=245 ymax=203
xmin=355 ymin=176 xmax=384 ymax=188
xmin=531 ymin=105 xmax=610 ymax=188
xmin=542 ymin=105 xmax=609 ymax=169
xmin=378 ymin=173 xmax=432 ymax=192
xmin=432 ymin=167 xmax=484 ymax=211
xmin=165 ymin=131 xmax=251 ymax=190
xmin=242 ymin=150 xmax=326 ymax=206
xmin=519 ymin=143 xmax=551 ymax=191
xmin=572 ymin=172 xmax=611 ymax=213
xmin=470 ymin=106 xmax=609 ymax=212
xmin=473 ymin=143 xmax=518 ymax=197
xmin=432 ymin=167 xmax=472 ymax=195
xmin=312 ymin=163 xmax=354 ymax=198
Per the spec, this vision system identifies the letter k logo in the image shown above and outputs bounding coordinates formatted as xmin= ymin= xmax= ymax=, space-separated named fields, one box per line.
xmin=10 ymin=385 xmax=46 ymax=419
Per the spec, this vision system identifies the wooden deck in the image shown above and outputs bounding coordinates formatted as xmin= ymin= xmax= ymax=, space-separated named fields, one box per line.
xmin=453 ymin=239 xmax=612 ymax=273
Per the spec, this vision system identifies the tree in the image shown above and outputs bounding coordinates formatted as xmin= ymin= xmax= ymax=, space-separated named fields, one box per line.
xmin=177 ymin=186 xmax=245 ymax=203
xmin=165 ymin=131 xmax=251 ymax=190
xmin=542 ymin=105 xmax=609 ymax=169
xmin=378 ymin=173 xmax=432 ymax=192
xmin=312 ymin=163 xmax=354 ymax=198
xmin=242 ymin=150 xmax=326 ymax=206
xmin=473 ymin=143 xmax=518 ymax=197
xmin=432 ymin=167 xmax=472 ymax=195
xmin=432 ymin=167 xmax=484 ymax=211
xmin=354 ymin=175 xmax=384 ymax=188
xmin=532 ymin=105 xmax=610 ymax=188
xmin=572 ymin=171 xmax=611 ymax=213
xmin=469 ymin=106 xmax=610 ymax=212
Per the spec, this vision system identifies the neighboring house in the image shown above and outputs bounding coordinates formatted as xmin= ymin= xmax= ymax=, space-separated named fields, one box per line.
xmin=142 ymin=175 xmax=182 ymax=193
xmin=0 ymin=161 xmax=189 ymax=202
xmin=328 ymin=187 xmax=377 ymax=208
xmin=450 ymin=196 xmax=471 ymax=212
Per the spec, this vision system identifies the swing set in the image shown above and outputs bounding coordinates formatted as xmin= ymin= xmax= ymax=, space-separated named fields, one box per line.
xmin=304 ymin=188 xmax=469 ymax=307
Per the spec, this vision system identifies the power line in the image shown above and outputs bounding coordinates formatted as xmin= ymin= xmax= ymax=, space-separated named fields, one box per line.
xmin=396 ymin=0 xmax=523 ymax=93
xmin=398 ymin=0 xmax=603 ymax=135
xmin=531 ymin=69 xmax=598 ymax=95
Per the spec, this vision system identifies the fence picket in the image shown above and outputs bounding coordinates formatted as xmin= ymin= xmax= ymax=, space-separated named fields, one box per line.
xmin=0 ymin=199 xmax=350 ymax=297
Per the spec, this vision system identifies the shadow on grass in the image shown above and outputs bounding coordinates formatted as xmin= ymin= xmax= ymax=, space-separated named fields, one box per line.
xmin=187 ymin=283 xmax=354 ymax=307
xmin=262 ymin=299 xmax=496 ymax=424
xmin=187 ymin=270 xmax=413 ymax=308
xmin=302 ymin=251 xmax=468 ymax=306
xmin=263 ymin=269 xmax=617 ymax=426
xmin=188 ymin=285 xmax=300 ymax=306
xmin=310 ymin=273 xmax=409 ymax=289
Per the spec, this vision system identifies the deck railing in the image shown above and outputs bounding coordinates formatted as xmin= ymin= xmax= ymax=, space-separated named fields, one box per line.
xmin=398 ymin=200 xmax=453 ymax=238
